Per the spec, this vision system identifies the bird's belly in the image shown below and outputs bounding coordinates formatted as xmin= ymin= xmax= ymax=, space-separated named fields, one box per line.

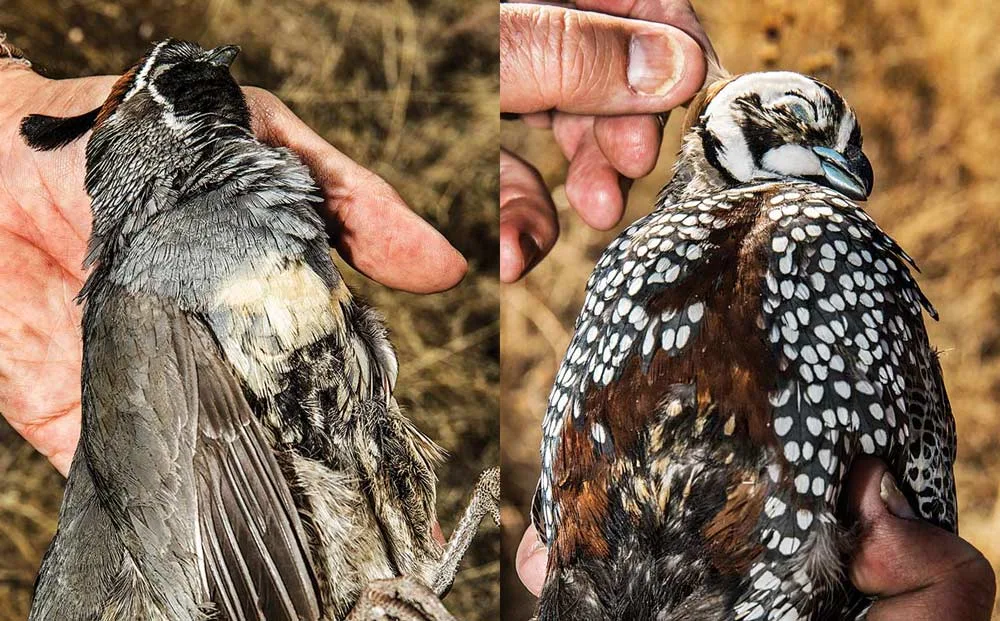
xmin=287 ymin=453 xmax=396 ymax=619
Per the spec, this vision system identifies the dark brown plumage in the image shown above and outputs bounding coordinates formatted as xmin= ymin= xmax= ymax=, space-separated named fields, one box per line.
xmin=534 ymin=71 xmax=955 ymax=621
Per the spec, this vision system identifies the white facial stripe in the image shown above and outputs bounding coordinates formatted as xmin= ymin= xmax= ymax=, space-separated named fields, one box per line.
xmin=124 ymin=40 xmax=170 ymax=101
xmin=713 ymin=126 xmax=754 ymax=182
xmin=836 ymin=113 xmax=856 ymax=151
xmin=146 ymin=79 xmax=186 ymax=132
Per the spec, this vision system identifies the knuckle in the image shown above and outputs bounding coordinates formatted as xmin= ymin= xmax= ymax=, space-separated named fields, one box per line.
xmin=500 ymin=151 xmax=547 ymax=198
xmin=501 ymin=5 xmax=622 ymax=111
xmin=500 ymin=5 xmax=557 ymax=108
xmin=530 ymin=7 xmax=568 ymax=107
xmin=553 ymin=11 xmax=615 ymax=109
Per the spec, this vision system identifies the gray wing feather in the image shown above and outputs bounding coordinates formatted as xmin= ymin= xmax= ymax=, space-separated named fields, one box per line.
xmin=192 ymin=321 xmax=322 ymax=621
xmin=31 ymin=291 xmax=320 ymax=621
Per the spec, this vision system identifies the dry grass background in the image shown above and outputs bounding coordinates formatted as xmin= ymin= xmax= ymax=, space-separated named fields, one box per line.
xmin=0 ymin=1 xmax=499 ymax=620
xmin=501 ymin=0 xmax=1000 ymax=619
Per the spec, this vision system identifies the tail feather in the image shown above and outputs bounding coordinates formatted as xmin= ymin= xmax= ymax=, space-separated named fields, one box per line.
xmin=20 ymin=109 xmax=99 ymax=151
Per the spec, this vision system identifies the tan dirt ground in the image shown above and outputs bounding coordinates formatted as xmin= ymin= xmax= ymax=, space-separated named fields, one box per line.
xmin=501 ymin=1 xmax=1000 ymax=619
xmin=0 ymin=1 xmax=499 ymax=620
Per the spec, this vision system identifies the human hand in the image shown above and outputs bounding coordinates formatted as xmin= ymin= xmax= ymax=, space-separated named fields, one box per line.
xmin=516 ymin=458 xmax=996 ymax=620
xmin=0 ymin=64 xmax=467 ymax=476
xmin=846 ymin=457 xmax=995 ymax=620
xmin=499 ymin=0 xmax=712 ymax=282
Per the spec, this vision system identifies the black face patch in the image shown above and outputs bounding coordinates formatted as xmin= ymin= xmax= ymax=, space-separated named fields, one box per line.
xmin=815 ymin=81 xmax=846 ymax=124
xmin=848 ymin=121 xmax=862 ymax=149
xmin=152 ymin=61 xmax=250 ymax=129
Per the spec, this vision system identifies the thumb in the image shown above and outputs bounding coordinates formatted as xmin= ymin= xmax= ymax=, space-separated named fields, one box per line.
xmin=516 ymin=524 xmax=548 ymax=596
xmin=846 ymin=457 xmax=995 ymax=620
xmin=500 ymin=4 xmax=705 ymax=115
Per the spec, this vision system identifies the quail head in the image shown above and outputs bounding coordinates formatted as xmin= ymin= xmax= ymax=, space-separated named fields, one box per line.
xmin=533 ymin=69 xmax=955 ymax=620
xmin=21 ymin=39 xmax=498 ymax=621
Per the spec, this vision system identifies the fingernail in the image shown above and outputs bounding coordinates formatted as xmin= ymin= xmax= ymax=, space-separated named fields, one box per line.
xmin=519 ymin=233 xmax=539 ymax=271
xmin=880 ymin=472 xmax=918 ymax=520
xmin=628 ymin=31 xmax=683 ymax=96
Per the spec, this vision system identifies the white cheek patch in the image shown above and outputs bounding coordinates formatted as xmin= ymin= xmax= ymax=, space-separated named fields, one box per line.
xmin=710 ymin=125 xmax=755 ymax=182
xmin=761 ymin=144 xmax=823 ymax=178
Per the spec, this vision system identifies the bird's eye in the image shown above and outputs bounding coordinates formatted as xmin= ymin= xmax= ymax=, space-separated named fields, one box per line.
xmin=788 ymin=102 xmax=813 ymax=122
xmin=775 ymin=94 xmax=816 ymax=124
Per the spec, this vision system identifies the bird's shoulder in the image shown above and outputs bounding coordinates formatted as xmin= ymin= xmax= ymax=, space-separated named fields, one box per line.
xmin=538 ymin=180 xmax=942 ymax=540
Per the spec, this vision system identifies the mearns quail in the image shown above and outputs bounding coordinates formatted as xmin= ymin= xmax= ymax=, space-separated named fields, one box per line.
xmin=533 ymin=69 xmax=955 ymax=620
xmin=20 ymin=39 xmax=498 ymax=621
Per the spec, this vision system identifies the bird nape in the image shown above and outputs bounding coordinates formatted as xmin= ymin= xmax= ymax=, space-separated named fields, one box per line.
xmin=21 ymin=38 xmax=498 ymax=621
xmin=534 ymin=70 xmax=955 ymax=621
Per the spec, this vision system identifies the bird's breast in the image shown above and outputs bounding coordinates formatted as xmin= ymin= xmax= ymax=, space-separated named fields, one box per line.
xmin=208 ymin=254 xmax=351 ymax=399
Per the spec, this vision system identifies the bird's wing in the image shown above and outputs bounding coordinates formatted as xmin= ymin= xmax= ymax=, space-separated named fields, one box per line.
xmin=906 ymin=349 xmax=957 ymax=531
xmin=341 ymin=305 xmax=444 ymax=577
xmin=706 ymin=182 xmax=952 ymax=619
xmin=81 ymin=291 xmax=321 ymax=621
xmin=757 ymin=183 xmax=956 ymax=532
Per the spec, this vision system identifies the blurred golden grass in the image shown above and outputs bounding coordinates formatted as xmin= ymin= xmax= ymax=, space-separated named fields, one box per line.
xmin=501 ymin=1 xmax=1000 ymax=618
xmin=0 ymin=1 xmax=498 ymax=619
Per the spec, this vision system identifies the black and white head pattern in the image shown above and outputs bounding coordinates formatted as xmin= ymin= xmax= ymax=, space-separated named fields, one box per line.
xmin=117 ymin=39 xmax=248 ymax=131
xmin=696 ymin=72 xmax=873 ymax=201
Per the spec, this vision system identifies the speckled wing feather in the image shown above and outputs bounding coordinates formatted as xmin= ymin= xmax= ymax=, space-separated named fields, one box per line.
xmin=736 ymin=181 xmax=955 ymax=619
xmin=534 ymin=181 xmax=956 ymax=621
xmin=757 ymin=181 xmax=954 ymax=530
xmin=32 ymin=291 xmax=322 ymax=621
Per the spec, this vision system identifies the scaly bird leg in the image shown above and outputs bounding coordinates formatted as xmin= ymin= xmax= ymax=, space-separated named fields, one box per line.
xmin=345 ymin=468 xmax=499 ymax=621
xmin=345 ymin=577 xmax=456 ymax=621
xmin=432 ymin=467 xmax=500 ymax=596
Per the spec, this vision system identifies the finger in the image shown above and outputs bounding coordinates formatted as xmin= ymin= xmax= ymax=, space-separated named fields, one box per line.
xmin=500 ymin=150 xmax=559 ymax=283
xmin=522 ymin=111 xmax=553 ymax=129
xmin=11 ymin=415 xmax=79 ymax=477
xmin=245 ymin=88 xmax=467 ymax=293
xmin=593 ymin=114 xmax=663 ymax=179
xmin=846 ymin=457 xmax=996 ymax=616
xmin=516 ymin=524 xmax=548 ymax=596
xmin=553 ymin=112 xmax=630 ymax=227
xmin=576 ymin=0 xmax=718 ymax=60
xmin=551 ymin=112 xmax=594 ymax=162
xmin=500 ymin=4 xmax=705 ymax=115
xmin=564 ymin=128 xmax=628 ymax=230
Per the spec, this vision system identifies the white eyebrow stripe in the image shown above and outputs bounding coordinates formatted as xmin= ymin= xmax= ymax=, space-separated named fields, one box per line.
xmin=124 ymin=40 xmax=169 ymax=101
